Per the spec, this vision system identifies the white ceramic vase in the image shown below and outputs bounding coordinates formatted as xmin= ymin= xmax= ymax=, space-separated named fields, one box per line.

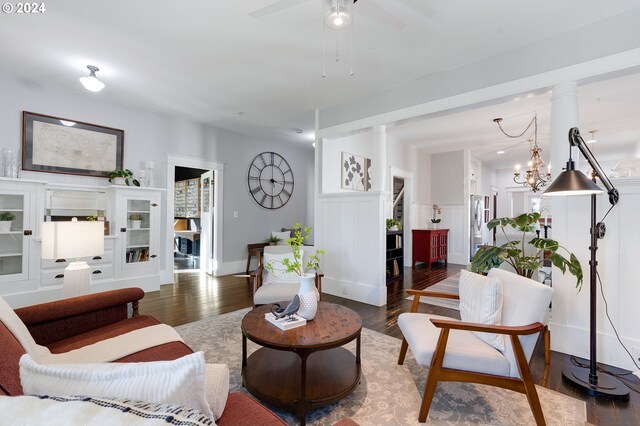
xmin=297 ymin=274 xmax=318 ymax=320
xmin=0 ymin=221 xmax=11 ymax=232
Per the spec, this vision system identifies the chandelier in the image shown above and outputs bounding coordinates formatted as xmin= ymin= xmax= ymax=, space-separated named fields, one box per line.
xmin=493 ymin=114 xmax=551 ymax=192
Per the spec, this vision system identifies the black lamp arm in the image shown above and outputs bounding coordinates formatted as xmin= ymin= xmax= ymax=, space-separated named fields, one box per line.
xmin=568 ymin=127 xmax=619 ymax=206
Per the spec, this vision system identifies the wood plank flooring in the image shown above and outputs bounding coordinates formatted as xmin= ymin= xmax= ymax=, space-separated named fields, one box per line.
xmin=141 ymin=263 xmax=639 ymax=425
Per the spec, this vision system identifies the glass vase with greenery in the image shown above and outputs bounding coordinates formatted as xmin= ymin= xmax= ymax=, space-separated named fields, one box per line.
xmin=470 ymin=212 xmax=583 ymax=289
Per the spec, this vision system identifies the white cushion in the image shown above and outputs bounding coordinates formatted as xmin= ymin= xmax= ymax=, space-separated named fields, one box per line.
xmin=487 ymin=268 xmax=554 ymax=378
xmin=0 ymin=296 xmax=51 ymax=362
xmin=398 ymin=313 xmax=510 ymax=377
xmin=458 ymin=270 xmax=504 ymax=351
xmin=254 ymin=282 xmax=301 ymax=305
xmin=271 ymin=231 xmax=290 ymax=246
xmin=0 ymin=395 xmax=215 ymax=425
xmin=19 ymin=352 xmax=215 ymax=420
xmin=263 ymin=250 xmax=303 ymax=285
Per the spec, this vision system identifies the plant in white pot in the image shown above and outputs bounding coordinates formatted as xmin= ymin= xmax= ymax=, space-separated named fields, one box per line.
xmin=266 ymin=224 xmax=325 ymax=320
xmin=129 ymin=214 xmax=143 ymax=229
xmin=0 ymin=212 xmax=15 ymax=232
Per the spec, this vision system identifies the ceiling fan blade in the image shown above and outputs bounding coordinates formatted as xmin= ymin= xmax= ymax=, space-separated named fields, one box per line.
xmin=400 ymin=0 xmax=435 ymax=19
xmin=249 ymin=0 xmax=312 ymax=18
xmin=357 ymin=0 xmax=405 ymax=30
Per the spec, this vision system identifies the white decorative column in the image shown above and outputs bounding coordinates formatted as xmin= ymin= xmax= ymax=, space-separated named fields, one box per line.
xmin=549 ymin=81 xmax=579 ymax=338
xmin=372 ymin=125 xmax=387 ymax=192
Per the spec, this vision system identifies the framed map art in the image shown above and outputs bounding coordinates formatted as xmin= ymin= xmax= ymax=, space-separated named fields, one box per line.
xmin=22 ymin=111 xmax=124 ymax=178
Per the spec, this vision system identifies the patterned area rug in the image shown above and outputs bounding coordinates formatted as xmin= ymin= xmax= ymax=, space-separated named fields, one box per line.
xmin=175 ymin=309 xmax=586 ymax=426
xmin=406 ymin=273 xmax=461 ymax=310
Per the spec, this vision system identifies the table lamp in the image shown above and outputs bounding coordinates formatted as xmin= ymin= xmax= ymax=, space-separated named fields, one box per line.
xmin=543 ymin=127 xmax=628 ymax=401
xmin=42 ymin=218 xmax=104 ymax=298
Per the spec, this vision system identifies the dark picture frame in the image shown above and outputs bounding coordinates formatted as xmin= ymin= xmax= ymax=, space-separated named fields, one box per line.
xmin=22 ymin=111 xmax=124 ymax=178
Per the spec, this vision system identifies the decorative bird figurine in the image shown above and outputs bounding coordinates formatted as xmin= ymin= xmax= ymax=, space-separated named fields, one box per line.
xmin=271 ymin=295 xmax=300 ymax=321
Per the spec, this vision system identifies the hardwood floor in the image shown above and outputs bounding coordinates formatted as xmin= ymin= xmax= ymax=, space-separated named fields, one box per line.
xmin=140 ymin=264 xmax=640 ymax=425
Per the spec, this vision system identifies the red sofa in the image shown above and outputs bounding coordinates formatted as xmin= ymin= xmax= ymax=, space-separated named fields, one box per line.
xmin=0 ymin=288 xmax=285 ymax=426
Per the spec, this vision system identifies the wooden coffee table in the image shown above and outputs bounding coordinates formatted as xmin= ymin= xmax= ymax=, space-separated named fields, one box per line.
xmin=241 ymin=301 xmax=362 ymax=425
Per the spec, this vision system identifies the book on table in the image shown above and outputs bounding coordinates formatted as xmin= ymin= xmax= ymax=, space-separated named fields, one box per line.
xmin=264 ymin=312 xmax=307 ymax=330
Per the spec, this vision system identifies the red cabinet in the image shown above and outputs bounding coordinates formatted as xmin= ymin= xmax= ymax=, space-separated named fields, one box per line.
xmin=412 ymin=229 xmax=449 ymax=270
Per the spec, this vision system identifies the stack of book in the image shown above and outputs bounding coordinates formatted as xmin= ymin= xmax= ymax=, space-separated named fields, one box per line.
xmin=264 ymin=312 xmax=306 ymax=330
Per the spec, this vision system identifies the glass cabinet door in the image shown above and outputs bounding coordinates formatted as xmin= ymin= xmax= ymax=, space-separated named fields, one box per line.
xmin=0 ymin=192 xmax=29 ymax=282
xmin=125 ymin=199 xmax=151 ymax=264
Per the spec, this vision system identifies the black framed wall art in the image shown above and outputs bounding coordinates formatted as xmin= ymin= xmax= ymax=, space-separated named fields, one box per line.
xmin=22 ymin=111 xmax=124 ymax=178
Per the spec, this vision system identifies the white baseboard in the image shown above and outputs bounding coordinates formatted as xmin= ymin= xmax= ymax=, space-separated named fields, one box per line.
xmin=550 ymin=322 xmax=640 ymax=371
xmin=214 ymin=260 xmax=247 ymax=277
xmin=322 ymin=277 xmax=386 ymax=307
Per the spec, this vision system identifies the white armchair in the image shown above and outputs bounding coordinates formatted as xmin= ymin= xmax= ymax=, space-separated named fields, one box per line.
xmin=398 ymin=268 xmax=554 ymax=425
xmin=249 ymin=245 xmax=323 ymax=307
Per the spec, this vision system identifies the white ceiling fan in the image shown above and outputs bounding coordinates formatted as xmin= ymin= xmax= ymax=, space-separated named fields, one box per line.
xmin=249 ymin=0 xmax=407 ymax=30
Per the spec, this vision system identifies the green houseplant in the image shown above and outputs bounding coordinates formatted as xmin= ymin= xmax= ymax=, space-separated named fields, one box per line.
xmin=386 ymin=218 xmax=402 ymax=231
xmin=265 ymin=223 xmax=325 ymax=320
xmin=266 ymin=224 xmax=325 ymax=277
xmin=265 ymin=235 xmax=280 ymax=246
xmin=431 ymin=204 xmax=442 ymax=224
xmin=0 ymin=211 xmax=16 ymax=232
xmin=108 ymin=169 xmax=140 ymax=187
xmin=470 ymin=212 xmax=584 ymax=289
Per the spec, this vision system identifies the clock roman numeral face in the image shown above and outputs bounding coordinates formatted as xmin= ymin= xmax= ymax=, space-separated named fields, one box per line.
xmin=247 ymin=152 xmax=294 ymax=209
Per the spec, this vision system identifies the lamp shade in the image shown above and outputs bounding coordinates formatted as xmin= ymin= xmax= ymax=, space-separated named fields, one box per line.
xmin=42 ymin=220 xmax=104 ymax=259
xmin=542 ymin=169 xmax=603 ymax=197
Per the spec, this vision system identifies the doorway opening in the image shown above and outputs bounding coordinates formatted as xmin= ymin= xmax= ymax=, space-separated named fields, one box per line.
xmin=173 ymin=166 xmax=209 ymax=272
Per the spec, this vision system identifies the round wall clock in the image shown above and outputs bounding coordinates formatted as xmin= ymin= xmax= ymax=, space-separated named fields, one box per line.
xmin=247 ymin=152 xmax=294 ymax=209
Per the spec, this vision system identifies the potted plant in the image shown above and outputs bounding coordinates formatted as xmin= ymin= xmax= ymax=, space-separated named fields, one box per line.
xmin=266 ymin=223 xmax=325 ymax=320
xmin=0 ymin=211 xmax=16 ymax=232
xmin=431 ymin=204 xmax=442 ymax=229
xmin=129 ymin=214 xmax=143 ymax=229
xmin=471 ymin=212 xmax=584 ymax=289
xmin=265 ymin=235 xmax=281 ymax=246
xmin=386 ymin=218 xmax=402 ymax=232
xmin=108 ymin=169 xmax=140 ymax=187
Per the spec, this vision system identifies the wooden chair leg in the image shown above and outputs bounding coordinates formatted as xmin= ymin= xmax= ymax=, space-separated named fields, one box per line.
xmin=543 ymin=325 xmax=550 ymax=365
xmin=398 ymin=338 xmax=409 ymax=365
xmin=511 ymin=335 xmax=546 ymax=426
xmin=418 ymin=328 xmax=449 ymax=423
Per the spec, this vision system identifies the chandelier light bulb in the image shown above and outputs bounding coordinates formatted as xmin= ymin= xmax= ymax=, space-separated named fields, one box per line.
xmin=79 ymin=65 xmax=105 ymax=92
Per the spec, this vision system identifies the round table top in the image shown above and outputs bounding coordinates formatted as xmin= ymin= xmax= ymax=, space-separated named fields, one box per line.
xmin=241 ymin=301 xmax=362 ymax=350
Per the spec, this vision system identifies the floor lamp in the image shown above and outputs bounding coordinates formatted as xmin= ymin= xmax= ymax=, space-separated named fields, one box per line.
xmin=42 ymin=218 xmax=104 ymax=298
xmin=543 ymin=127 xmax=629 ymax=401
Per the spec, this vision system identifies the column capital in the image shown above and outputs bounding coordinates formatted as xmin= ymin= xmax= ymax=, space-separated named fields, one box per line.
xmin=551 ymin=81 xmax=578 ymax=102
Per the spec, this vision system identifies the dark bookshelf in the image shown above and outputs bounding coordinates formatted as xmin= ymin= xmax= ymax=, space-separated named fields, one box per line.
xmin=386 ymin=230 xmax=404 ymax=281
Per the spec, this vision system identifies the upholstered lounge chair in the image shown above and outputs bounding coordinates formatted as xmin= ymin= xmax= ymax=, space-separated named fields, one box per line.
xmin=397 ymin=269 xmax=554 ymax=425
xmin=250 ymin=245 xmax=323 ymax=307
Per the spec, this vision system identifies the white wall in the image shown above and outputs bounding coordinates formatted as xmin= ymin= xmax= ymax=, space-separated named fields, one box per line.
xmin=0 ymin=74 xmax=314 ymax=286
xmin=321 ymin=130 xmax=378 ymax=194
xmin=551 ymin=178 xmax=640 ymax=371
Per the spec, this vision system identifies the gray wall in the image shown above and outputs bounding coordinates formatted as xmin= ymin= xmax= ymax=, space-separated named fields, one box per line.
xmin=0 ymin=74 xmax=314 ymax=276
xmin=430 ymin=150 xmax=465 ymax=205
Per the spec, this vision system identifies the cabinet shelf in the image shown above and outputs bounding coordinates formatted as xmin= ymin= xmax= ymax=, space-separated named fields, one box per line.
xmin=126 ymin=244 xmax=150 ymax=249
xmin=0 ymin=252 xmax=22 ymax=258
xmin=0 ymin=231 xmax=22 ymax=235
xmin=127 ymin=210 xmax=150 ymax=214
xmin=0 ymin=208 xmax=23 ymax=212
xmin=127 ymin=228 xmax=150 ymax=231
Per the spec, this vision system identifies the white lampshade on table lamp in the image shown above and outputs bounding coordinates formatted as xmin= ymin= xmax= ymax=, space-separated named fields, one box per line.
xmin=42 ymin=218 xmax=104 ymax=298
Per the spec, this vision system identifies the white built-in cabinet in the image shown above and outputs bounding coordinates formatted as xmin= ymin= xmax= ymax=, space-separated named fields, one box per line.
xmin=0 ymin=178 xmax=165 ymax=307
xmin=0 ymin=179 xmax=36 ymax=285
xmin=116 ymin=189 xmax=160 ymax=277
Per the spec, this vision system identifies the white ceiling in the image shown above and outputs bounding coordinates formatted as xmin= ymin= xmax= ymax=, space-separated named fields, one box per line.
xmin=1 ymin=1 xmax=639 ymax=144
xmin=387 ymin=72 xmax=640 ymax=170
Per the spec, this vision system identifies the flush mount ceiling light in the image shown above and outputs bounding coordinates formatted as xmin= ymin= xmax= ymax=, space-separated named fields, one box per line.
xmin=326 ymin=0 xmax=352 ymax=30
xmin=79 ymin=65 xmax=105 ymax=92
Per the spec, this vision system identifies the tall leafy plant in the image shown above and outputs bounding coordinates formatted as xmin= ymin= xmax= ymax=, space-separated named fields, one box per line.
xmin=470 ymin=212 xmax=584 ymax=289
xmin=266 ymin=224 xmax=325 ymax=276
